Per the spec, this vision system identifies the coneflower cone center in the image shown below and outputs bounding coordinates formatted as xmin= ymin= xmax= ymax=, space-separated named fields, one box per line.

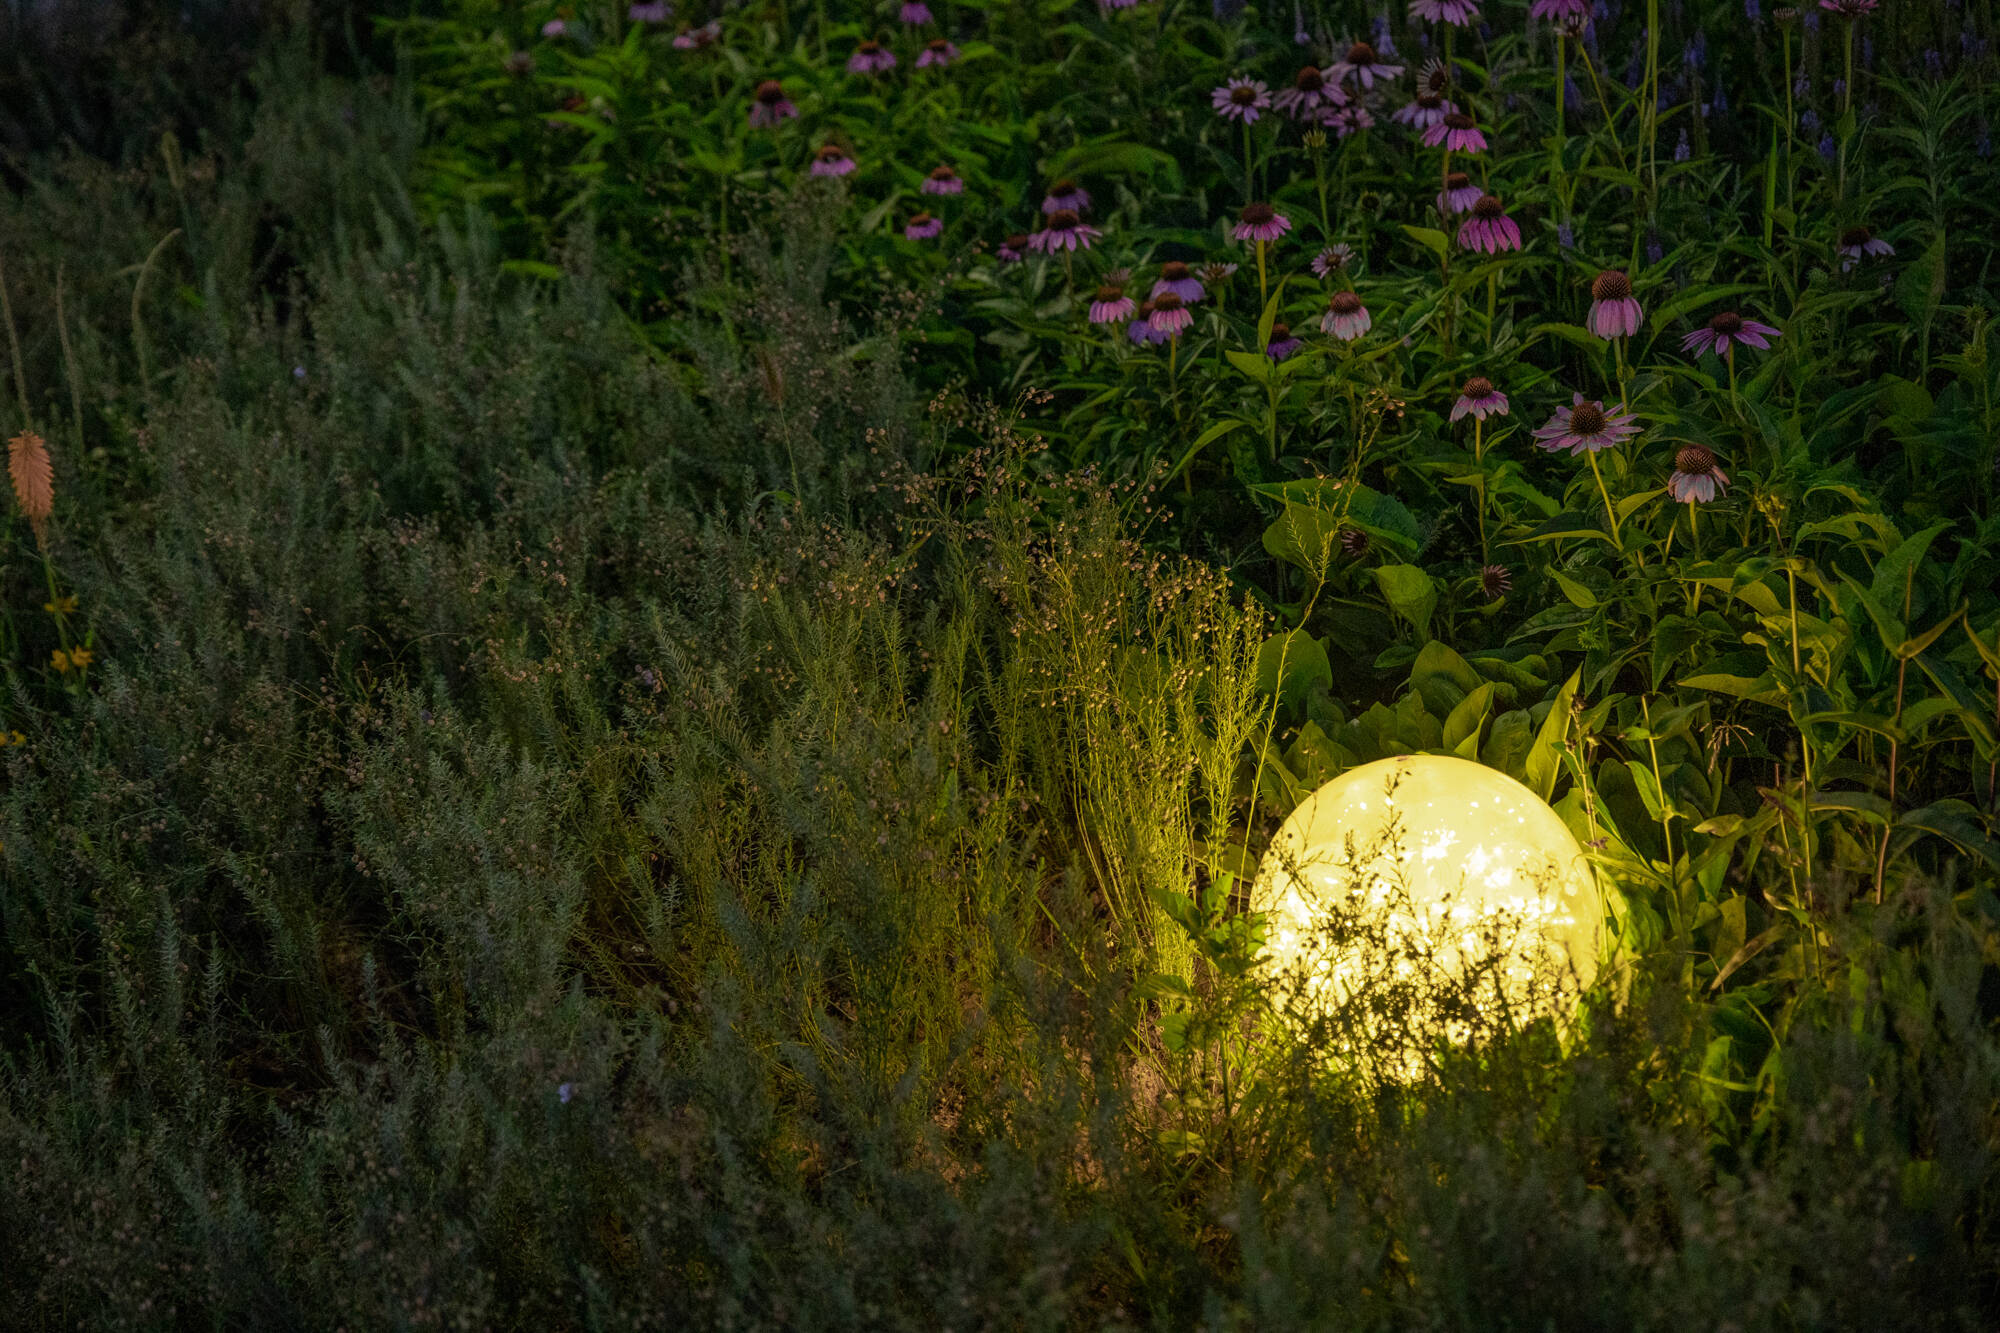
xmin=909 ymin=211 xmax=934 ymax=224
xmin=1154 ymin=292 xmax=1185 ymax=311
xmin=755 ymin=81 xmax=785 ymax=102
xmin=1271 ymin=322 xmax=1291 ymax=339
xmin=1049 ymin=208 xmax=1081 ymax=228
xmin=1591 ymin=271 xmax=1632 ymax=301
xmin=1676 ymin=445 xmax=1717 ymax=474
xmin=1243 ymin=202 xmax=1275 ymax=224
xmin=1444 ymin=112 xmax=1475 ymax=130
xmin=1161 ymin=261 xmax=1189 ymax=280
xmin=817 ymin=145 xmax=845 ymax=160
xmin=1472 ymin=196 xmax=1505 ymax=219
xmin=1004 ymin=233 xmax=1027 ymax=249
xmin=1839 ymin=226 xmax=1872 ymax=247
xmin=930 ymin=167 xmax=956 ymax=180
xmin=1095 ymin=284 xmax=1123 ymax=301
xmin=1348 ymin=42 xmax=1375 ymax=64
xmin=1569 ymin=404 xmax=1608 ymax=435
xmin=1463 ymin=376 xmax=1493 ymax=398
xmin=1330 ymin=291 xmax=1363 ymax=314
xmin=926 ymin=38 xmax=949 ymax=51
xmin=1711 ymin=312 xmax=1744 ymax=334
xmin=1232 ymin=84 xmax=1259 ymax=104
xmin=857 ymin=40 xmax=881 ymax=53
xmin=1444 ymin=171 xmax=1471 ymax=190
xmin=1295 ymin=67 xmax=1324 ymax=91
xmin=1417 ymin=92 xmax=1443 ymax=108
xmin=1052 ymin=178 xmax=1077 ymax=193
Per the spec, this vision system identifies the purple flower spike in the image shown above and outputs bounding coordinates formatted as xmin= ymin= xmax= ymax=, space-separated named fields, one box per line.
xmin=905 ymin=211 xmax=943 ymax=241
xmin=1587 ymin=270 xmax=1643 ymax=338
xmin=1837 ymin=225 xmax=1894 ymax=270
xmin=1410 ymin=0 xmax=1481 ymax=24
xmin=1266 ymin=321 xmax=1302 ymax=361
xmin=1423 ymin=112 xmax=1488 ymax=152
xmin=558 ymin=1082 xmax=576 ymax=1104
xmin=749 ymin=81 xmax=798 ymax=127
xmin=1321 ymin=290 xmax=1373 ymax=341
xmin=811 ymin=145 xmax=857 ymax=177
xmin=922 ymin=165 xmax=964 ymax=195
xmin=1151 ymin=261 xmax=1205 ymax=305
xmin=1667 ymin=444 xmax=1730 ymax=503
xmin=1030 ymin=209 xmax=1101 ymax=253
xmin=900 ymin=1 xmax=934 ymax=21
xmin=1681 ymin=311 xmax=1781 ymax=356
xmin=1533 ymin=393 xmax=1640 ymax=454
xmin=1273 ymin=66 xmax=1348 ymax=119
xmin=1213 ymin=78 xmax=1273 ymax=123
xmin=1233 ymin=201 xmax=1292 ymax=243
xmin=1451 ymin=376 xmax=1511 ymax=421
xmin=1329 ymin=40 xmax=1405 ymax=90
xmin=1089 ymin=282 xmax=1137 ymax=324
xmin=1436 ymin=171 xmax=1482 ymax=215
xmin=918 ymin=38 xmax=959 ymax=67
xmin=847 ymin=40 xmax=897 ymax=74
xmin=1042 ymin=180 xmax=1091 ymax=214
xmin=1457 ymin=195 xmax=1522 ymax=253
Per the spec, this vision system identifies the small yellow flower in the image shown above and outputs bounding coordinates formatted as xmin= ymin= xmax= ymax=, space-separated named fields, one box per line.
xmin=7 ymin=731 xmax=21 ymax=746
xmin=68 ymin=646 xmax=93 ymax=670
xmin=43 ymin=595 xmax=78 ymax=615
xmin=51 ymin=649 xmax=70 ymax=673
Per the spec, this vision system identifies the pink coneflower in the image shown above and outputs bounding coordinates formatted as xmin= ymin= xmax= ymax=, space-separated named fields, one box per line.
xmin=1233 ymin=202 xmax=1291 ymax=243
xmin=1329 ymin=40 xmax=1404 ymax=90
xmin=1324 ymin=104 xmax=1376 ymax=138
xmin=905 ymin=211 xmax=943 ymax=241
xmin=1451 ymin=376 xmax=1510 ymax=421
xmin=1273 ymin=66 xmax=1347 ymax=119
xmin=1587 ymin=270 xmax=1642 ymax=338
xmin=542 ymin=18 xmax=567 ymax=37
xmin=1042 ymin=180 xmax=1091 ymax=214
xmin=1030 ymin=209 xmax=1101 ymax=252
xmin=1312 ymin=243 xmax=1356 ymax=277
xmin=1458 ymin=195 xmax=1522 ymax=253
xmin=1213 ymin=79 xmax=1272 ymax=123
xmin=918 ymin=38 xmax=959 ymax=67
xmin=1266 ymin=321 xmax=1302 ymax=361
xmin=1667 ymin=444 xmax=1730 ymax=503
xmin=1395 ymin=90 xmax=1458 ymax=130
xmin=749 ymin=81 xmax=798 ymax=127
xmin=847 ymin=40 xmax=897 ymax=74
xmin=922 ymin=165 xmax=964 ymax=195
xmin=1089 ymin=282 xmax=1136 ymax=324
xmin=1151 ymin=261 xmax=1205 ymax=304
xmin=1321 ymin=290 xmax=1372 ymax=340
xmin=1837 ymin=225 xmax=1894 ymax=270
xmin=1423 ymin=112 xmax=1487 ymax=153
xmin=1530 ymin=0 xmax=1589 ymax=17
xmin=1481 ymin=564 xmax=1513 ymax=599
xmin=1436 ymin=171 xmax=1482 ymax=215
xmin=1533 ymin=394 xmax=1640 ymax=455
xmin=1409 ymin=0 xmax=1480 ymax=23
xmin=672 ymin=20 xmax=719 ymax=48
xmin=628 ymin=1 xmax=670 ymax=22
xmin=900 ymin=1 xmax=934 ymax=21
xmin=1681 ymin=311 xmax=1781 ymax=356
xmin=997 ymin=233 xmax=1030 ymax=263
xmin=810 ymin=145 xmax=857 ymax=177
xmin=1128 ymin=301 xmax=1168 ymax=345
xmin=1149 ymin=291 xmax=1194 ymax=337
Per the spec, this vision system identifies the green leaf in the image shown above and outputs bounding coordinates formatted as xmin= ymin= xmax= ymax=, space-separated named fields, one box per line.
xmin=1443 ymin=682 xmax=1496 ymax=756
xmin=1168 ymin=418 xmax=1251 ymax=483
xmin=1401 ymin=224 xmax=1449 ymax=261
xmin=1224 ymin=349 xmax=1271 ymax=385
xmin=1372 ymin=565 xmax=1437 ymax=642
xmin=1899 ymin=801 xmax=2000 ymax=870
xmin=1256 ymin=629 xmax=1332 ymax=708
xmin=1550 ymin=569 xmax=1599 ymax=609
xmin=1524 ymin=668 xmax=1581 ymax=803
xmin=1892 ymin=231 xmax=1946 ymax=327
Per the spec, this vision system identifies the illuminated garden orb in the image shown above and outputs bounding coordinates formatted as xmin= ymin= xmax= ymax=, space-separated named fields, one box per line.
xmin=1253 ymin=755 xmax=1603 ymax=1050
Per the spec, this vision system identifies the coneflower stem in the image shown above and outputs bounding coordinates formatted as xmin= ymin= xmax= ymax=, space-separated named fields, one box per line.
xmin=1255 ymin=240 xmax=1267 ymax=307
xmin=1243 ymin=116 xmax=1255 ymax=202
xmin=1587 ymin=447 xmax=1623 ymax=552
xmin=1473 ymin=416 xmax=1489 ymax=564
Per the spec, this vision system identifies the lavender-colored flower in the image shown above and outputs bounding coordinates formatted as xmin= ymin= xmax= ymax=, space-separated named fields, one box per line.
xmin=1481 ymin=564 xmax=1513 ymax=599
xmin=1395 ymin=90 xmax=1458 ymax=129
xmin=1680 ymin=311 xmax=1780 ymax=356
xmin=905 ymin=211 xmax=943 ymax=241
xmin=1531 ymin=0 xmax=1588 ymax=17
xmin=997 ymin=233 xmax=1030 ymax=263
xmin=1646 ymin=229 xmax=1665 ymax=264
xmin=629 ymin=1 xmax=670 ymax=22
xmin=1837 ymin=225 xmax=1894 ymax=270
xmin=1213 ymin=78 xmax=1273 ymax=122
xmin=1151 ymin=261 xmax=1205 ymax=304
xmin=541 ymin=18 xmax=566 ymax=37
xmin=1042 ymin=180 xmax=1091 ymax=214
xmin=1149 ymin=291 xmax=1194 ymax=337
xmin=1557 ymin=220 xmax=1576 ymax=249
xmin=918 ymin=38 xmax=959 ymax=67
xmin=1533 ymin=393 xmax=1641 ymax=454
xmin=749 ymin=81 xmax=798 ymax=127
xmin=1674 ymin=129 xmax=1691 ymax=162
xmin=1745 ymin=0 xmax=1762 ymax=17
xmin=1451 ymin=376 xmax=1510 ymax=421
xmin=1436 ymin=170 xmax=1482 ymax=214
xmin=1128 ymin=301 xmax=1168 ymax=345
xmin=1089 ymin=282 xmax=1137 ymax=324
xmin=1030 ymin=209 xmax=1101 ymax=252
xmin=1233 ymin=202 xmax=1292 ymax=244
xmin=558 ymin=1082 xmax=576 ymax=1104
xmin=1329 ymin=40 xmax=1405 ymax=90
xmin=1321 ymin=290 xmax=1373 ymax=340
xmin=811 ymin=144 xmax=857 ymax=177
xmin=1324 ymin=104 xmax=1376 ymax=137
xmin=1410 ymin=0 xmax=1480 ymax=24
xmin=1587 ymin=270 xmax=1642 ymax=338
xmin=1457 ymin=195 xmax=1522 ymax=253
xmin=672 ymin=20 xmax=719 ymax=48
xmin=1423 ymin=112 xmax=1487 ymax=152
xmin=1819 ymin=0 xmax=1876 ymax=14
xmin=1266 ymin=321 xmax=1302 ymax=360
xmin=922 ymin=165 xmax=964 ymax=195
xmin=1667 ymin=444 xmax=1729 ymax=503
xmin=292 ymin=364 xmax=306 ymax=381
xmin=1273 ymin=66 xmax=1348 ymax=118
xmin=1817 ymin=132 xmax=1836 ymax=161
xmin=847 ymin=40 xmax=897 ymax=74
xmin=1312 ymin=243 xmax=1356 ymax=277
xmin=900 ymin=1 xmax=934 ymax=21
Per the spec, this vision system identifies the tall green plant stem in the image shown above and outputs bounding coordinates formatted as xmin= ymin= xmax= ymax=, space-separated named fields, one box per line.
xmin=1586 ymin=448 xmax=1622 ymax=551
xmin=1872 ymin=562 xmax=1916 ymax=904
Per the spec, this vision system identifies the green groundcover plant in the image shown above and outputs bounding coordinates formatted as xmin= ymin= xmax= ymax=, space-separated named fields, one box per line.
xmin=0 ymin=1 xmax=1996 ymax=1327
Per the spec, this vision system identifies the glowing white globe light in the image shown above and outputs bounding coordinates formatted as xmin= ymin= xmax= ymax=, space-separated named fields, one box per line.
xmin=1253 ymin=754 xmax=1603 ymax=1051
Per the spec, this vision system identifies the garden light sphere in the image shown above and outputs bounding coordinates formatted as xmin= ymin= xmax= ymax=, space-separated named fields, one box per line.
xmin=1253 ymin=755 xmax=1602 ymax=1023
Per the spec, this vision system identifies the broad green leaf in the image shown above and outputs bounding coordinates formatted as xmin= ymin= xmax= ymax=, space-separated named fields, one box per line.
xmin=1372 ymin=565 xmax=1437 ymax=642
xmin=1524 ymin=668 xmax=1580 ymax=802
xmin=1443 ymin=682 xmax=1496 ymax=756
xmin=1256 ymin=629 xmax=1332 ymax=708
xmin=1401 ymin=224 xmax=1449 ymax=261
